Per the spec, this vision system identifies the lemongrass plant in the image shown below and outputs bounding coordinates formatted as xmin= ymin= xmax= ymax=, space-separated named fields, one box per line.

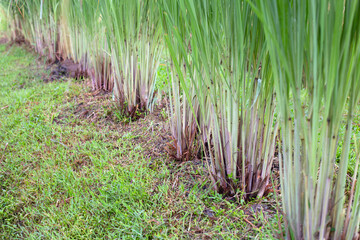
xmin=1 ymin=1 xmax=31 ymax=45
xmin=57 ymin=0 xmax=71 ymax=59
xmin=81 ymin=0 xmax=113 ymax=91
xmin=60 ymin=0 xmax=93 ymax=79
xmin=161 ymin=0 xmax=278 ymax=198
xmin=0 ymin=1 xmax=17 ymax=40
xmin=1 ymin=0 xmax=61 ymax=61
xmin=37 ymin=0 xmax=60 ymax=61
xmin=24 ymin=0 xmax=60 ymax=60
xmin=3 ymin=0 xmax=113 ymax=91
xmin=166 ymin=62 xmax=200 ymax=161
xmin=0 ymin=4 xmax=9 ymax=34
xmin=16 ymin=1 xmax=43 ymax=53
xmin=58 ymin=0 xmax=113 ymax=89
xmin=100 ymin=0 xmax=163 ymax=116
xmin=253 ymin=0 xmax=360 ymax=238
xmin=160 ymin=2 xmax=200 ymax=160
xmin=60 ymin=0 xmax=85 ymax=62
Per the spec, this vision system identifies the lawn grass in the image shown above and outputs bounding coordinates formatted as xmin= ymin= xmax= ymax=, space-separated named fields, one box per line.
xmin=0 ymin=44 xmax=280 ymax=239
xmin=337 ymin=103 xmax=360 ymax=175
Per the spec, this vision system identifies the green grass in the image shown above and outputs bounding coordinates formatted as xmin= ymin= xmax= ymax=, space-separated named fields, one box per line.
xmin=337 ymin=103 xmax=360 ymax=175
xmin=0 ymin=44 xmax=280 ymax=239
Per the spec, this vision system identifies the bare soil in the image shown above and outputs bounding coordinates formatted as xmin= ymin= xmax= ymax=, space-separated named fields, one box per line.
xmin=44 ymin=59 xmax=89 ymax=82
xmin=0 ymin=37 xmax=7 ymax=44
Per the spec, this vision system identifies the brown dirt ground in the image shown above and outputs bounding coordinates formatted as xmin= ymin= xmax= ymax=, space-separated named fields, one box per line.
xmin=0 ymin=36 xmax=7 ymax=44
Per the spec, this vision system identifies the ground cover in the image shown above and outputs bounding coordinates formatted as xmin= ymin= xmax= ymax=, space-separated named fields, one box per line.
xmin=0 ymin=43 xmax=281 ymax=239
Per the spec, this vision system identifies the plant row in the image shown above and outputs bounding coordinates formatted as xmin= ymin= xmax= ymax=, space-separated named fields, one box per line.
xmin=1 ymin=0 xmax=359 ymax=239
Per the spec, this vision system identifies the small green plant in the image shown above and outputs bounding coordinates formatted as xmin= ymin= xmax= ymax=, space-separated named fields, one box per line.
xmin=160 ymin=108 xmax=167 ymax=120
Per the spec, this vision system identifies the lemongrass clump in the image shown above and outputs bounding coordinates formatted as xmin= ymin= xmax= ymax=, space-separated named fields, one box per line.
xmin=60 ymin=0 xmax=86 ymax=62
xmin=160 ymin=1 xmax=200 ymax=160
xmin=23 ymin=0 xmax=60 ymax=60
xmin=38 ymin=0 xmax=60 ymax=61
xmin=166 ymin=64 xmax=200 ymax=161
xmin=0 ymin=2 xmax=16 ymax=40
xmin=3 ymin=0 xmax=113 ymax=90
xmin=1 ymin=0 xmax=60 ymax=60
xmin=59 ymin=0 xmax=93 ymax=80
xmin=82 ymin=0 xmax=113 ymax=91
xmin=100 ymin=0 xmax=163 ymax=116
xmin=0 ymin=6 xmax=6 ymax=31
xmin=161 ymin=0 xmax=278 ymax=198
xmin=254 ymin=0 xmax=360 ymax=238
xmin=0 ymin=2 xmax=20 ymax=41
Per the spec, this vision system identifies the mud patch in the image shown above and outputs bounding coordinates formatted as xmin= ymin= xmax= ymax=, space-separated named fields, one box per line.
xmin=44 ymin=59 xmax=89 ymax=82
xmin=5 ymin=33 xmax=29 ymax=47
xmin=0 ymin=37 xmax=8 ymax=44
